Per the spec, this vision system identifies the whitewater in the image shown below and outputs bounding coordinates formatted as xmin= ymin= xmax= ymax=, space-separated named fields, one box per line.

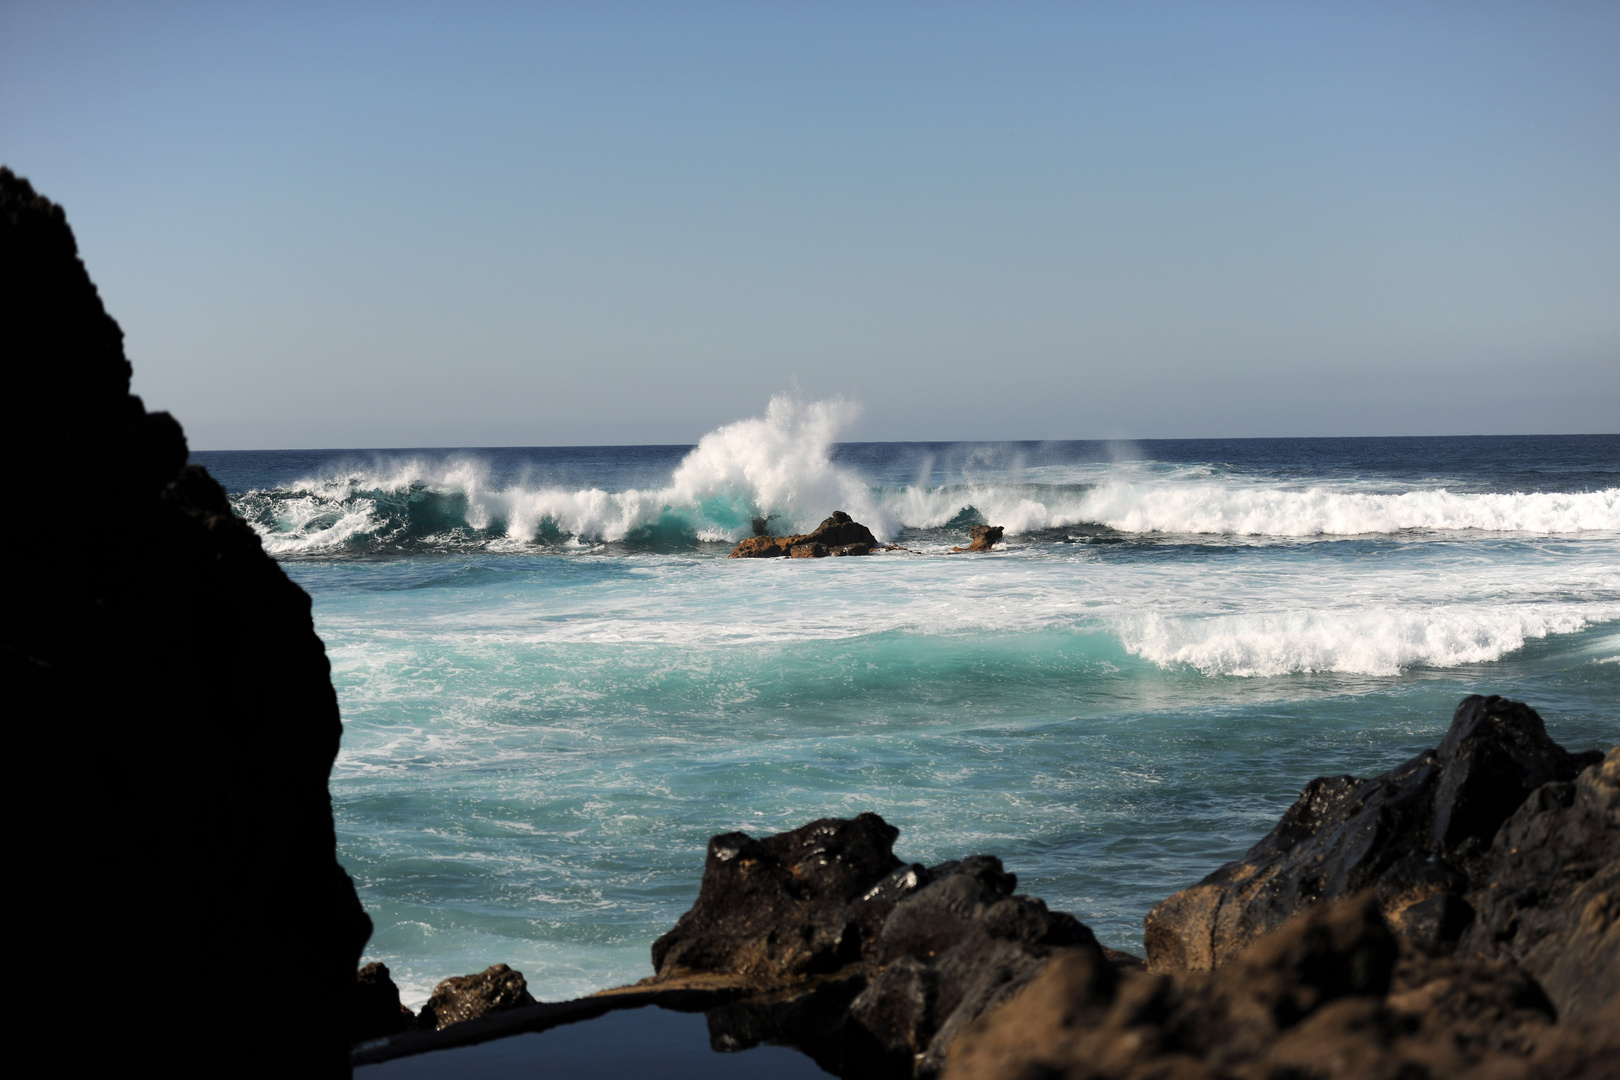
xmin=196 ymin=399 xmax=1620 ymax=1009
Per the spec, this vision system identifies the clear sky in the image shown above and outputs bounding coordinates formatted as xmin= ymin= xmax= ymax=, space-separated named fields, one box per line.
xmin=4 ymin=1 xmax=1617 ymax=448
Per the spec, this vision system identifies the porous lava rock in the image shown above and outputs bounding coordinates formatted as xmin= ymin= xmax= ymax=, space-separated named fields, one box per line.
xmin=729 ymin=511 xmax=880 ymax=558
xmin=2 ymin=167 xmax=371 ymax=1074
xmin=844 ymin=855 xmax=1100 ymax=1078
xmin=951 ymin=525 xmax=1003 ymax=553
xmin=1144 ymin=695 xmax=1603 ymax=974
xmin=648 ymin=817 xmax=1119 ymax=1079
xmin=942 ymin=894 xmax=1611 ymax=1080
xmin=1459 ymin=745 xmax=1618 ymax=1021
xmin=351 ymin=962 xmax=416 ymax=1042
xmin=651 ymin=813 xmax=908 ymax=978
xmin=416 ymin=964 xmax=538 ymax=1030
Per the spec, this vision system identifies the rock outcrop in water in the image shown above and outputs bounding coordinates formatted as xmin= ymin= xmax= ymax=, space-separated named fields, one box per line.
xmin=1143 ymin=695 xmax=1605 ymax=975
xmin=952 ymin=525 xmax=1003 ymax=553
xmin=2 ymin=167 xmax=371 ymax=1075
xmin=729 ymin=511 xmax=881 ymax=558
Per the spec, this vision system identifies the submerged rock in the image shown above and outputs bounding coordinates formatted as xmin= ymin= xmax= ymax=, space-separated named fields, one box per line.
xmin=2 ymin=169 xmax=371 ymax=1075
xmin=416 ymin=964 xmax=538 ymax=1030
xmin=1144 ymin=695 xmax=1603 ymax=974
xmin=728 ymin=511 xmax=880 ymax=558
xmin=951 ymin=525 xmax=1003 ymax=553
xmin=351 ymin=963 xmax=416 ymax=1042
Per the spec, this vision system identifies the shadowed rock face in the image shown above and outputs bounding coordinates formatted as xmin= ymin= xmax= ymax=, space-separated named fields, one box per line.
xmin=352 ymin=963 xmax=417 ymax=1042
xmin=845 ymin=856 xmax=1101 ymax=1078
xmin=942 ymin=894 xmax=1620 ymax=1080
xmin=2 ymin=168 xmax=371 ymax=1075
xmin=1461 ymin=745 xmax=1618 ymax=1021
xmin=647 ymin=817 xmax=1114 ymax=1079
xmin=1145 ymin=695 xmax=1602 ymax=974
xmin=938 ymin=701 xmax=1615 ymax=1080
xmin=729 ymin=511 xmax=880 ymax=558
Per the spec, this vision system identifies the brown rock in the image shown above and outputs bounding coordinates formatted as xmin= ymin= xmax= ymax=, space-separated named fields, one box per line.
xmin=415 ymin=964 xmax=538 ymax=1030
xmin=944 ymin=895 xmax=1569 ymax=1080
xmin=728 ymin=511 xmax=880 ymax=558
xmin=952 ymin=525 xmax=1004 ymax=553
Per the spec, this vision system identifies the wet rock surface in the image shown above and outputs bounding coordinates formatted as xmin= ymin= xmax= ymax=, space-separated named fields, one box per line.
xmin=416 ymin=964 xmax=539 ymax=1030
xmin=3 ymin=169 xmax=371 ymax=1076
xmin=952 ymin=525 xmax=1003 ymax=552
xmin=729 ymin=511 xmax=881 ymax=558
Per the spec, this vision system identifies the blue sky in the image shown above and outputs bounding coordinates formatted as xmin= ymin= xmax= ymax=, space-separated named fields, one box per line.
xmin=4 ymin=1 xmax=1617 ymax=448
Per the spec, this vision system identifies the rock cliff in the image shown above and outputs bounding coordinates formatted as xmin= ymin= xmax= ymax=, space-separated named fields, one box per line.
xmin=1 ymin=167 xmax=371 ymax=1075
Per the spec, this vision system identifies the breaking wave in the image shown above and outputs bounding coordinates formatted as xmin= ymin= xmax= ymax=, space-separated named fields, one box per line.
xmin=233 ymin=398 xmax=1620 ymax=555
xmin=1115 ymin=604 xmax=1620 ymax=678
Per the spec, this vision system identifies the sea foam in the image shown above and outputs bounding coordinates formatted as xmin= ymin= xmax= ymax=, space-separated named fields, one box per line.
xmin=237 ymin=398 xmax=1620 ymax=554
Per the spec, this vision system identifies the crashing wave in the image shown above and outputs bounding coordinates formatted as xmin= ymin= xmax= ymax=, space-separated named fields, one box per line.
xmin=231 ymin=397 xmax=1620 ymax=554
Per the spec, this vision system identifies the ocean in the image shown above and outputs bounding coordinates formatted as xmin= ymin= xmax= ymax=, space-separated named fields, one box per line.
xmin=194 ymin=399 xmax=1620 ymax=1010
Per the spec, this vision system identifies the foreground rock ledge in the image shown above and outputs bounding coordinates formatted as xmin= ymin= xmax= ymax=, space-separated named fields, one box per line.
xmin=352 ymin=697 xmax=1614 ymax=1079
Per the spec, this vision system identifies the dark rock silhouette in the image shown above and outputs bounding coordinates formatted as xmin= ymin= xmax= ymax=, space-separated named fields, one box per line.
xmin=416 ymin=963 xmax=538 ymax=1030
xmin=351 ymin=962 xmax=417 ymax=1042
xmin=1144 ymin=694 xmax=1603 ymax=973
xmin=651 ymin=813 xmax=907 ymax=978
xmin=645 ymin=816 xmax=1112 ymax=1078
xmin=2 ymin=167 xmax=371 ymax=1075
xmin=1459 ymin=744 xmax=1617 ymax=1021
xmin=845 ymin=855 xmax=1101 ymax=1077
xmin=729 ymin=511 xmax=880 ymax=558
xmin=951 ymin=525 xmax=1003 ymax=553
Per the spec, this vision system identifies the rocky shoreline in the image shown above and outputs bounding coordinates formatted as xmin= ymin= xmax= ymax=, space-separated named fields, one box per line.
xmin=7 ymin=167 xmax=1613 ymax=1078
xmin=354 ymin=696 xmax=1616 ymax=1079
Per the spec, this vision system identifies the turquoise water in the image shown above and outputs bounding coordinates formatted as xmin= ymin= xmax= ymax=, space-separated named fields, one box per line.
xmin=197 ymin=404 xmax=1620 ymax=1008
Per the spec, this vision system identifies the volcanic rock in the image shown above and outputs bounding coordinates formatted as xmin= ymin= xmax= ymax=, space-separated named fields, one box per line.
xmin=1458 ymin=745 xmax=1618 ymax=1021
xmin=351 ymin=962 xmax=416 ymax=1042
xmin=416 ymin=964 xmax=538 ymax=1030
xmin=951 ymin=525 xmax=1003 ymax=553
xmin=2 ymin=168 xmax=371 ymax=1075
xmin=845 ymin=855 xmax=1100 ymax=1077
xmin=651 ymin=813 xmax=908 ymax=978
xmin=1144 ymin=695 xmax=1602 ymax=974
xmin=943 ymin=894 xmax=1592 ymax=1080
xmin=728 ymin=511 xmax=880 ymax=558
